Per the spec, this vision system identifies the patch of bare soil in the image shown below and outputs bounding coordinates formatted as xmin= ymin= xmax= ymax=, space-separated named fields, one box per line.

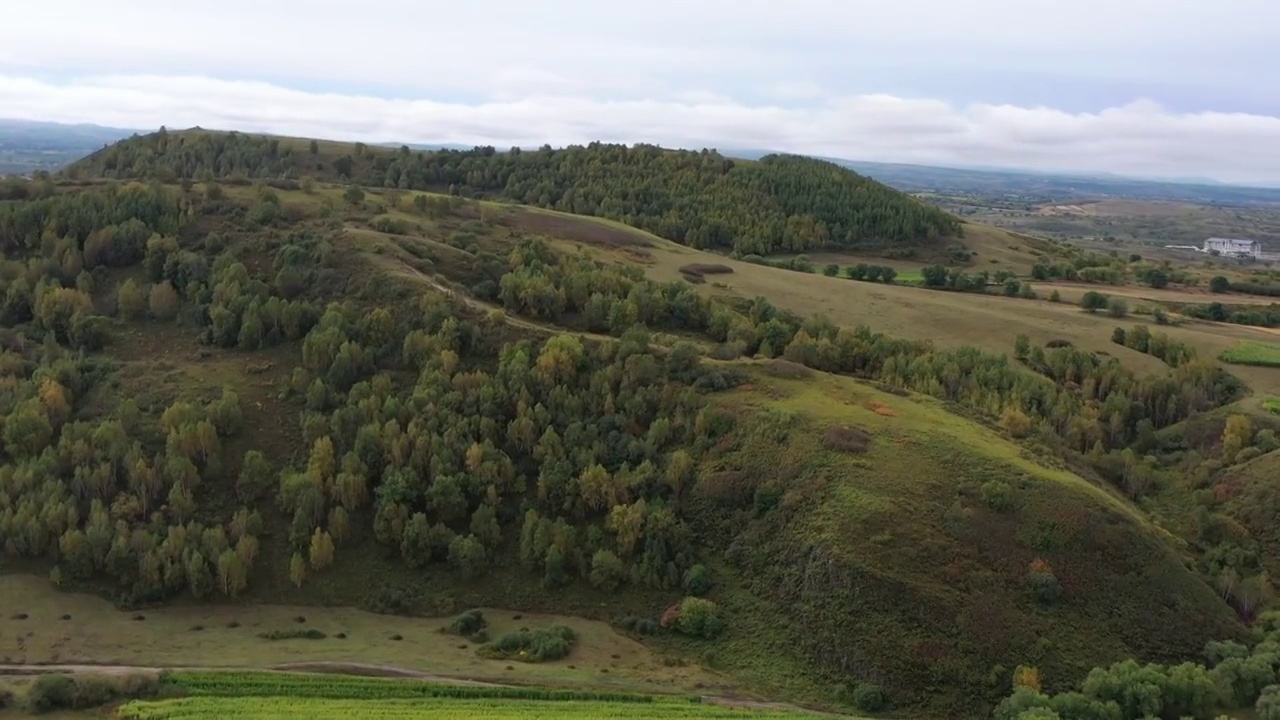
xmin=501 ymin=209 xmax=652 ymax=249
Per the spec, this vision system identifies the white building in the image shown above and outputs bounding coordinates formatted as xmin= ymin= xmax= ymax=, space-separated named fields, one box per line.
xmin=1204 ymin=238 xmax=1261 ymax=258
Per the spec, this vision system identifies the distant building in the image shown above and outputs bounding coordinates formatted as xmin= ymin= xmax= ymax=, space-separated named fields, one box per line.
xmin=1203 ymin=237 xmax=1261 ymax=258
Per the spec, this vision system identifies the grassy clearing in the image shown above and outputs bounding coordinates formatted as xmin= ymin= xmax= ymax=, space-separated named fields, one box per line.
xmin=0 ymin=575 xmax=721 ymax=696
xmin=1219 ymin=340 xmax=1280 ymax=367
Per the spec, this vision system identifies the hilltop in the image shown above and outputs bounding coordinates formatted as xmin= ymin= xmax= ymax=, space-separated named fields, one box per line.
xmin=2 ymin=130 xmax=1279 ymax=718
xmin=66 ymin=128 xmax=962 ymax=254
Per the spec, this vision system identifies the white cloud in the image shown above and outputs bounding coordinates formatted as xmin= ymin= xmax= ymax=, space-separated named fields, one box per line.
xmin=3 ymin=73 xmax=1280 ymax=185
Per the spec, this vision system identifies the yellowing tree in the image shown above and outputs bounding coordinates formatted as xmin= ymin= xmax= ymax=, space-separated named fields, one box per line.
xmin=116 ymin=278 xmax=148 ymax=319
xmin=149 ymin=281 xmax=180 ymax=320
xmin=289 ymin=552 xmax=307 ymax=588
xmin=1222 ymin=414 xmax=1253 ymax=462
xmin=309 ymin=528 xmax=335 ymax=571
xmin=1012 ymin=665 xmax=1042 ymax=692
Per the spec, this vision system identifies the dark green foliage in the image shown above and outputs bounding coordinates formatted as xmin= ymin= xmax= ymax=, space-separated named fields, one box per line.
xmin=849 ymin=682 xmax=888 ymax=713
xmin=682 ymin=564 xmax=712 ymax=596
xmin=257 ymin=629 xmax=326 ymax=640
xmin=1210 ymin=275 xmax=1231 ymax=293
xmin=445 ymin=609 xmax=486 ymax=637
xmin=25 ymin=673 xmax=159 ymax=714
xmin=980 ymin=480 xmax=1015 ymax=512
xmin=1081 ymin=291 xmax=1109 ymax=313
xmin=71 ymin=132 xmax=963 ymax=254
xmin=478 ymin=625 xmax=578 ymax=662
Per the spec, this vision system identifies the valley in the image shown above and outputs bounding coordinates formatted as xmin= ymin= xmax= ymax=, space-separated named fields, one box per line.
xmin=1 ymin=130 xmax=1280 ymax=720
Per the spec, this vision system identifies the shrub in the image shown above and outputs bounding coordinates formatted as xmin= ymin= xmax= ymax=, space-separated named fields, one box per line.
xmin=1026 ymin=559 xmax=1061 ymax=604
xmin=618 ymin=616 xmax=659 ymax=636
xmin=675 ymin=597 xmax=724 ymax=639
xmin=478 ymin=626 xmax=578 ymax=663
xmin=1211 ymin=275 xmax=1231 ymax=293
xmin=850 ymin=682 xmax=888 ymax=712
xmin=822 ymin=425 xmax=871 ymax=454
xmin=445 ymin=609 xmax=487 ymax=637
xmin=1237 ymin=447 xmax=1263 ymax=464
xmin=682 ymin=564 xmax=712 ymax=597
xmin=981 ymin=480 xmax=1016 ymax=512
xmin=26 ymin=674 xmax=76 ymax=713
xmin=257 ymin=629 xmax=326 ymax=640
xmin=1107 ymin=296 xmax=1129 ymax=318
xmin=0 ymin=687 xmax=10 ymax=709
xmin=1049 ymin=289 xmax=1061 ymax=303
xmin=1081 ymin=291 xmax=1109 ymax=313
xmin=822 ymin=263 xmax=840 ymax=277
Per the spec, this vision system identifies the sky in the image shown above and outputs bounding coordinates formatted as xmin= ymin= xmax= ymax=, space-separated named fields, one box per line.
xmin=2 ymin=0 xmax=1279 ymax=185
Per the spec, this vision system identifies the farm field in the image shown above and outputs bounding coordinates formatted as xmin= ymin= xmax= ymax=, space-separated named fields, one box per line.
xmin=1219 ymin=340 xmax=1280 ymax=367
xmin=106 ymin=671 xmax=832 ymax=719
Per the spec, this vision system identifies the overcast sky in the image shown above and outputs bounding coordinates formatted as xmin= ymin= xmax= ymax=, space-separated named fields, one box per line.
xmin=2 ymin=0 xmax=1279 ymax=184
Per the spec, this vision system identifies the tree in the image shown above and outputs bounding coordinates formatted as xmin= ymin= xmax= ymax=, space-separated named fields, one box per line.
xmin=1081 ymin=291 xmax=1108 ymax=313
xmin=822 ymin=263 xmax=840 ymax=277
xmin=1210 ymin=275 xmax=1231 ymax=293
xmin=1258 ymin=685 xmax=1280 ymax=720
xmin=237 ymin=450 xmax=272 ymax=501
xmin=289 ymin=551 xmax=308 ymax=587
xmin=116 ymin=279 xmax=147 ymax=319
xmin=682 ymin=564 xmax=712 ymax=596
xmin=589 ymin=549 xmax=626 ymax=591
xmin=1222 ymin=414 xmax=1253 ymax=462
xmin=217 ymin=548 xmax=248 ymax=597
xmin=1106 ymin=297 xmax=1128 ymax=318
xmin=149 ymin=281 xmax=180 ymax=320
xmin=309 ymin=528 xmax=335 ymax=571
xmin=343 ymin=185 xmax=365 ymax=205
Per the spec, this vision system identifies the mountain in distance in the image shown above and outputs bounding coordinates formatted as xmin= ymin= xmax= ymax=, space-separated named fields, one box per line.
xmin=721 ymin=147 xmax=1280 ymax=205
xmin=0 ymin=118 xmax=141 ymax=175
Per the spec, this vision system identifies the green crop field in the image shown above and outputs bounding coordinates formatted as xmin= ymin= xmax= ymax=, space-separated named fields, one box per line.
xmin=116 ymin=697 xmax=826 ymax=719
xmin=1219 ymin=340 xmax=1280 ymax=367
xmin=110 ymin=672 xmax=829 ymax=719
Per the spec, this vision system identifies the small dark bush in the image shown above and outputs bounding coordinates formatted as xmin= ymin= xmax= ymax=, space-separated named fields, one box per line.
xmin=473 ymin=629 xmax=490 ymax=643
xmin=682 ymin=565 xmax=712 ymax=597
xmin=679 ymin=263 xmax=734 ymax=277
xmin=226 ymin=621 xmax=240 ymax=629
xmin=512 ymin=614 xmax=523 ymax=620
xmin=763 ymin=359 xmax=812 ymax=379
xmin=335 ymin=632 xmax=347 ymax=639
xmin=258 ymin=629 xmax=326 ymax=640
xmin=618 ymin=616 xmax=660 ymax=636
xmin=391 ymin=634 xmax=404 ymax=641
xmin=11 ymin=613 xmax=28 ymax=620
xmin=458 ymin=644 xmax=469 ymax=649
xmin=823 ymin=425 xmax=872 ymax=454
xmin=293 ymin=615 xmax=307 ymax=624
xmin=446 ymin=609 xmax=487 ymax=637
xmin=26 ymin=674 xmax=76 ymax=713
xmin=479 ymin=625 xmax=578 ymax=663
xmin=132 ymin=615 xmax=145 ymax=621
xmin=611 ymin=653 xmax=621 ymax=660
xmin=60 ymin=614 xmax=71 ymax=621
xmin=1045 ymin=339 xmax=1073 ymax=348
xmin=189 ymin=625 xmax=204 ymax=632
xmin=0 ymin=687 xmax=12 ymax=709
xmin=851 ymin=682 xmax=888 ymax=712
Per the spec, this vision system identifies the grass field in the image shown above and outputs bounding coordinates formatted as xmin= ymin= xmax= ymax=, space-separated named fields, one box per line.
xmin=0 ymin=575 xmax=720 ymax=696
xmin=1219 ymin=341 xmax=1280 ymax=367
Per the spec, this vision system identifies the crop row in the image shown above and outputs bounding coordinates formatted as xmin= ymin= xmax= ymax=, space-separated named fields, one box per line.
xmin=162 ymin=671 xmax=655 ymax=703
xmin=118 ymin=697 xmax=823 ymax=719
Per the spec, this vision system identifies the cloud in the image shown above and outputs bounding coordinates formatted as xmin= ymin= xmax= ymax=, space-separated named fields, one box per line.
xmin=3 ymin=74 xmax=1280 ymax=185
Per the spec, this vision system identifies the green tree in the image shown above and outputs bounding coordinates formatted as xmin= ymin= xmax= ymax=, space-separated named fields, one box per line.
xmin=149 ymin=281 xmax=180 ymax=320
xmin=1081 ymin=291 xmax=1109 ymax=313
xmin=589 ymin=549 xmax=626 ymax=591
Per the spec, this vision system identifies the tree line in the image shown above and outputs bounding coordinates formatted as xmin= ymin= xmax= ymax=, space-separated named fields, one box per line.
xmin=68 ymin=130 xmax=962 ymax=255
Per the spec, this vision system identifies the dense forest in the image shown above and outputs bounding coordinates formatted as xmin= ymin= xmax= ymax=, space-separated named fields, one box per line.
xmin=3 ymin=152 xmax=1279 ymax=716
xmin=66 ymin=130 xmax=962 ymax=254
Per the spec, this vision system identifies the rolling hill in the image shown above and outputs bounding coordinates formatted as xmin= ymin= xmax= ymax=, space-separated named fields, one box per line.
xmin=66 ymin=128 xmax=962 ymax=255
xmin=0 ymin=131 xmax=1276 ymax=718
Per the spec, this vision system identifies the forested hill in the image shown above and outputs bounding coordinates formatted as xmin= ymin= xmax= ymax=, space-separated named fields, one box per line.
xmin=65 ymin=129 xmax=962 ymax=254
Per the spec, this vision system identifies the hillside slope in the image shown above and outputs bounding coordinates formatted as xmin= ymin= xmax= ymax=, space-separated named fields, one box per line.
xmin=64 ymin=129 xmax=962 ymax=254
xmin=0 ymin=152 xmax=1256 ymax=716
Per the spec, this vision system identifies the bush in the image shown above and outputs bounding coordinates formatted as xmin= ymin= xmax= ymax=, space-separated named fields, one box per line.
xmin=682 ymin=564 xmax=712 ymax=596
xmin=257 ymin=629 xmax=326 ymax=640
xmin=446 ymin=609 xmax=487 ymax=637
xmin=822 ymin=425 xmax=871 ymax=454
xmin=823 ymin=263 xmax=840 ymax=276
xmin=1081 ymin=291 xmax=1109 ymax=313
xmin=1107 ymin=296 xmax=1129 ymax=318
xmin=675 ymin=597 xmax=724 ymax=639
xmin=26 ymin=674 xmax=75 ymax=713
xmin=981 ymin=480 xmax=1016 ymax=512
xmin=618 ymin=616 xmax=660 ymax=636
xmin=850 ymin=682 xmax=888 ymax=712
xmin=478 ymin=626 xmax=578 ymax=663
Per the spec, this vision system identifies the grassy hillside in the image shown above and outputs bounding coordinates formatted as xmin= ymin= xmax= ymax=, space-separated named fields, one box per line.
xmin=1 ymin=148 xmax=1273 ymax=718
xmin=64 ymin=129 xmax=961 ymax=254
